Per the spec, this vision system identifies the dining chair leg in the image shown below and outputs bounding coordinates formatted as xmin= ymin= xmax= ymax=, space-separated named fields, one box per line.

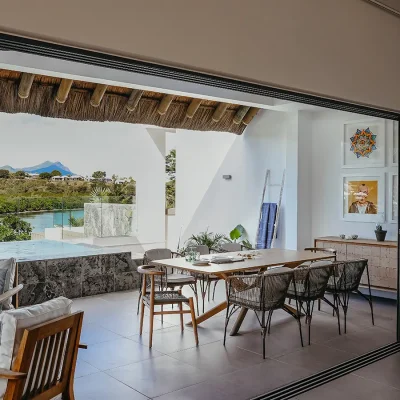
xmin=178 ymin=290 xmax=184 ymax=331
xmin=161 ymin=305 xmax=164 ymax=324
xmin=207 ymin=281 xmax=211 ymax=302
xmin=149 ymin=305 xmax=154 ymax=348
xmin=267 ymin=310 xmax=273 ymax=334
xmin=295 ymin=299 xmax=304 ymax=347
xmin=139 ymin=300 xmax=145 ymax=335
xmin=261 ymin=311 xmax=267 ymax=359
xmin=318 ymin=298 xmax=321 ymax=311
xmin=189 ymin=297 xmax=199 ymax=346
xmin=212 ymin=280 xmax=218 ymax=300
xmin=223 ymin=304 xmax=230 ymax=346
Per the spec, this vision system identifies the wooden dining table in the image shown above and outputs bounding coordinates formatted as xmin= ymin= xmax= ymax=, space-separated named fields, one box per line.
xmin=151 ymin=249 xmax=333 ymax=336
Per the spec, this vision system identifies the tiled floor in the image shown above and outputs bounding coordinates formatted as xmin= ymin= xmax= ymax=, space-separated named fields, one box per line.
xmin=70 ymin=285 xmax=397 ymax=400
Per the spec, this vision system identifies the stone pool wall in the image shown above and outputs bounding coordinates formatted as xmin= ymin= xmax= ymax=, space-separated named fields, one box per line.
xmin=17 ymin=252 xmax=143 ymax=306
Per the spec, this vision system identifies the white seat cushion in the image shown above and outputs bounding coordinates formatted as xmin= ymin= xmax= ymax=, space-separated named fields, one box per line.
xmin=0 ymin=297 xmax=72 ymax=398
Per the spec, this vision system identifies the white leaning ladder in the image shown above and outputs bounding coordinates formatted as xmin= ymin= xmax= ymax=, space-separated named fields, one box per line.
xmin=255 ymin=169 xmax=286 ymax=249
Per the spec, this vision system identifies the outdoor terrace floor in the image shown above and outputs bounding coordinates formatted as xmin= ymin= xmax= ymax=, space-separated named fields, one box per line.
xmin=69 ymin=285 xmax=397 ymax=400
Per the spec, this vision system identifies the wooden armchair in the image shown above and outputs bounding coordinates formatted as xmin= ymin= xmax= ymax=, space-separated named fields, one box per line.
xmin=0 ymin=311 xmax=86 ymax=400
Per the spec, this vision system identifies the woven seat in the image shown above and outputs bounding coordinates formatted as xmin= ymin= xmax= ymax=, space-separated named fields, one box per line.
xmin=143 ymin=290 xmax=189 ymax=305
xmin=156 ymin=273 xmax=196 ymax=285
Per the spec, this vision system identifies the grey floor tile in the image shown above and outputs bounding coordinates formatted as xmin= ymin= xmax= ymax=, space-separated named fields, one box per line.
xmin=323 ymin=325 xmax=395 ymax=355
xmin=169 ymin=340 xmax=266 ymax=375
xmin=74 ymin=371 xmax=149 ymax=400
xmin=276 ymin=343 xmax=357 ymax=372
xmin=209 ymin=358 xmax=314 ymax=399
xmin=353 ymin=352 xmax=400 ymax=390
xmin=80 ymin=322 xmax=122 ymax=345
xmin=80 ymin=337 xmax=163 ymax=371
xmin=295 ymin=373 xmax=400 ymax=400
xmin=75 ymin=358 xmax=100 ymax=378
xmin=106 ymin=355 xmax=211 ymax=398
xmin=130 ymin=325 xmax=222 ymax=354
xmin=96 ymin=311 xmax=175 ymax=337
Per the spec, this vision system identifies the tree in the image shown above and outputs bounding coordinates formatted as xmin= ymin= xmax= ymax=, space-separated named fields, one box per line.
xmin=14 ymin=170 xmax=27 ymax=179
xmin=0 ymin=169 xmax=10 ymax=179
xmin=165 ymin=149 xmax=176 ymax=181
xmin=0 ymin=215 xmax=32 ymax=242
xmin=92 ymin=171 xmax=106 ymax=180
xmin=39 ymin=172 xmax=52 ymax=180
xmin=50 ymin=170 xmax=62 ymax=177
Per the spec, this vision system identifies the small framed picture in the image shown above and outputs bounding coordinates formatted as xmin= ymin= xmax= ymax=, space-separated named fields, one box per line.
xmin=342 ymin=119 xmax=385 ymax=168
xmin=389 ymin=120 xmax=399 ymax=167
xmin=389 ymin=172 xmax=398 ymax=224
xmin=342 ymin=173 xmax=385 ymax=222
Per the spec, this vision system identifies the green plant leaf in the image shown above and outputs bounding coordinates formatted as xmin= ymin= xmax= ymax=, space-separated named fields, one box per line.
xmin=230 ymin=228 xmax=242 ymax=241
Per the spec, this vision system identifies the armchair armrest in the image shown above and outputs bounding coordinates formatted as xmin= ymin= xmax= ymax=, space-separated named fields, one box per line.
xmin=0 ymin=284 xmax=23 ymax=305
xmin=0 ymin=368 xmax=27 ymax=380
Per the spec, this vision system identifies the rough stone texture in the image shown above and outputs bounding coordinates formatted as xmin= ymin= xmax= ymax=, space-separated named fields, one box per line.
xmin=17 ymin=251 xmax=141 ymax=306
xmin=18 ymin=261 xmax=46 ymax=284
xmin=84 ymin=203 xmax=136 ymax=238
xmin=82 ymin=274 xmax=115 ymax=297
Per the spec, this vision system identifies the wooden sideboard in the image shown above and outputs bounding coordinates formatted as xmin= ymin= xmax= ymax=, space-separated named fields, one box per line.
xmin=314 ymin=236 xmax=397 ymax=292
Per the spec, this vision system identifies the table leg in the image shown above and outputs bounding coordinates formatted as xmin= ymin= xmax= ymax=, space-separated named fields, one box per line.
xmin=229 ymin=307 xmax=248 ymax=336
xmin=186 ymin=301 xmax=227 ymax=326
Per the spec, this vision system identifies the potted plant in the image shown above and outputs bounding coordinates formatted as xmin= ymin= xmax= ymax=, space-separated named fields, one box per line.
xmin=228 ymin=224 xmax=254 ymax=250
xmin=375 ymin=223 xmax=387 ymax=242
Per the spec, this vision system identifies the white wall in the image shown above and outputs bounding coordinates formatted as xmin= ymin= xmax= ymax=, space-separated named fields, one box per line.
xmin=310 ymin=110 xmax=398 ymax=242
xmin=174 ymin=111 xmax=294 ymax=249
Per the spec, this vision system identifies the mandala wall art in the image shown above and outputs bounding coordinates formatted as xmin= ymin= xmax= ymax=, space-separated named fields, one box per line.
xmin=342 ymin=119 xmax=385 ymax=168
xmin=350 ymin=128 xmax=376 ymax=158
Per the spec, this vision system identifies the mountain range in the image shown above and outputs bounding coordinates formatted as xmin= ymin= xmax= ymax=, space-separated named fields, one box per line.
xmin=0 ymin=161 xmax=74 ymax=176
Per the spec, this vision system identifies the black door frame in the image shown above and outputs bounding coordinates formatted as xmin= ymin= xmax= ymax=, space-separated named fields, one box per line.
xmin=0 ymin=32 xmax=399 ymax=398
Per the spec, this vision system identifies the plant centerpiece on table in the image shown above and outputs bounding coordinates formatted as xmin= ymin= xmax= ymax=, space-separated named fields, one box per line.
xmin=375 ymin=223 xmax=387 ymax=242
xmin=183 ymin=229 xmax=227 ymax=253
xmin=228 ymin=224 xmax=254 ymax=250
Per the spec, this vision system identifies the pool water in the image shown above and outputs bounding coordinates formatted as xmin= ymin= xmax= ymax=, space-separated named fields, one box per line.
xmin=20 ymin=210 xmax=84 ymax=233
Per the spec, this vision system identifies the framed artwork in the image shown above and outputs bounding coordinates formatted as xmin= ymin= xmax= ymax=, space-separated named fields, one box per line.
xmin=342 ymin=173 xmax=385 ymax=222
xmin=342 ymin=119 xmax=385 ymax=168
xmin=389 ymin=120 xmax=399 ymax=167
xmin=389 ymin=172 xmax=398 ymax=223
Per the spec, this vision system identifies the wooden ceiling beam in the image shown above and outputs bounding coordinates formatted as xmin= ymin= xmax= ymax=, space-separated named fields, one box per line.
xmin=212 ymin=103 xmax=229 ymax=122
xmin=186 ymin=98 xmax=202 ymax=118
xmin=242 ymin=107 xmax=260 ymax=125
xmin=56 ymin=79 xmax=73 ymax=104
xmin=18 ymin=73 xmax=35 ymax=99
xmin=126 ymin=89 xmax=144 ymax=112
xmin=157 ymin=94 xmax=174 ymax=115
xmin=233 ymin=106 xmax=250 ymax=124
xmin=90 ymin=84 xmax=108 ymax=107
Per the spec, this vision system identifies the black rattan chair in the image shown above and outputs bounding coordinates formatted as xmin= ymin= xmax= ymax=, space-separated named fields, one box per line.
xmin=323 ymin=258 xmax=373 ymax=333
xmin=286 ymin=263 xmax=340 ymax=345
xmin=223 ymin=270 xmax=300 ymax=358
xmin=137 ymin=248 xmax=199 ymax=315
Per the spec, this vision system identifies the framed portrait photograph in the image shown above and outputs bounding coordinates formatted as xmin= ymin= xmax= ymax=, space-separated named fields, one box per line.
xmin=342 ymin=119 xmax=385 ymax=168
xmin=342 ymin=173 xmax=385 ymax=222
xmin=389 ymin=120 xmax=398 ymax=167
xmin=389 ymin=172 xmax=398 ymax=224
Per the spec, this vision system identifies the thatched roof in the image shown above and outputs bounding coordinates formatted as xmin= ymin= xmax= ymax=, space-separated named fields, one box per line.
xmin=0 ymin=69 xmax=259 ymax=134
